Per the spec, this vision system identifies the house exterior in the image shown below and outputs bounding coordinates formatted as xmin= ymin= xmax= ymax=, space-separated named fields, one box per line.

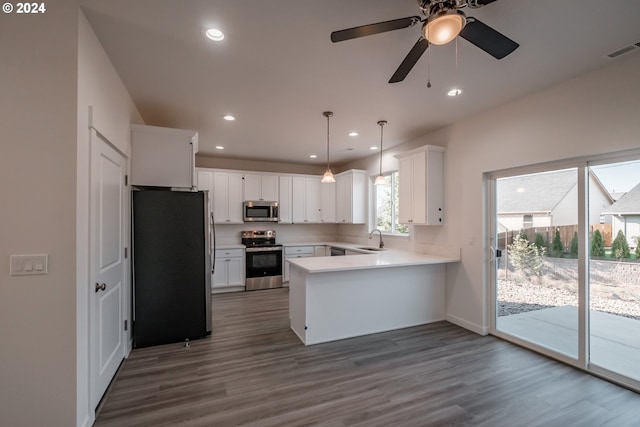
xmin=2 ymin=5 xmax=640 ymax=427
xmin=497 ymin=169 xmax=614 ymax=232
xmin=602 ymin=182 xmax=640 ymax=249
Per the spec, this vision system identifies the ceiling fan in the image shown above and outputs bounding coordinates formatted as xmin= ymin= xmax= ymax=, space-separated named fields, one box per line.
xmin=330 ymin=0 xmax=519 ymax=83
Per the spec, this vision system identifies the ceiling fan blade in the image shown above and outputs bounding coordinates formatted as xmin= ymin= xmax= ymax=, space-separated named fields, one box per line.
xmin=331 ymin=16 xmax=421 ymax=43
xmin=459 ymin=18 xmax=519 ymax=59
xmin=389 ymin=38 xmax=429 ymax=83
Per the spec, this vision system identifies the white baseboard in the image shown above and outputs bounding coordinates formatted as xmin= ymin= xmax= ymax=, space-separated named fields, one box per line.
xmin=446 ymin=313 xmax=489 ymax=336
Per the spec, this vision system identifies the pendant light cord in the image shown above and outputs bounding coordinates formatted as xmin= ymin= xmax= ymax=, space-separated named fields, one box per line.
xmin=379 ymin=122 xmax=384 ymax=175
xmin=427 ymin=41 xmax=432 ymax=88
xmin=326 ymin=114 xmax=330 ymax=171
xmin=322 ymin=111 xmax=333 ymax=173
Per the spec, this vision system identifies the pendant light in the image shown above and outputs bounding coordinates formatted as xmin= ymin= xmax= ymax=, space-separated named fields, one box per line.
xmin=321 ymin=111 xmax=336 ymax=183
xmin=374 ymin=120 xmax=387 ymax=186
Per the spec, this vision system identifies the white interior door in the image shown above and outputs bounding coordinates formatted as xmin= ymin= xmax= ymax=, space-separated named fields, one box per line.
xmin=90 ymin=130 xmax=127 ymax=410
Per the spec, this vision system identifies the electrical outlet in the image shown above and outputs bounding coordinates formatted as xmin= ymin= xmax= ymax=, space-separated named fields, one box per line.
xmin=10 ymin=254 xmax=48 ymax=276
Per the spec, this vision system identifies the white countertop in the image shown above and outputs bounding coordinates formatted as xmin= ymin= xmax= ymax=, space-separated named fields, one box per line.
xmin=286 ymin=249 xmax=459 ymax=273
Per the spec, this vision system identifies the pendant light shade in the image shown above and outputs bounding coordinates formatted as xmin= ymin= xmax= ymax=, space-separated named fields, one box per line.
xmin=321 ymin=111 xmax=336 ymax=184
xmin=374 ymin=120 xmax=387 ymax=186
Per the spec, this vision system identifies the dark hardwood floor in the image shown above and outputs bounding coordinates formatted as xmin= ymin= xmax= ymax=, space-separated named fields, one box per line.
xmin=95 ymin=288 xmax=640 ymax=427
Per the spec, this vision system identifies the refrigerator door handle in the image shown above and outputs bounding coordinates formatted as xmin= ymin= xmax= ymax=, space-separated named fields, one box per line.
xmin=211 ymin=212 xmax=216 ymax=274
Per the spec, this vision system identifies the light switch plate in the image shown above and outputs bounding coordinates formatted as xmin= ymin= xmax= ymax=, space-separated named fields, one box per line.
xmin=10 ymin=254 xmax=48 ymax=276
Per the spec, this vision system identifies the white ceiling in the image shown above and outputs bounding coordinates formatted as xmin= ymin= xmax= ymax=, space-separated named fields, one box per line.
xmin=79 ymin=0 xmax=640 ymax=166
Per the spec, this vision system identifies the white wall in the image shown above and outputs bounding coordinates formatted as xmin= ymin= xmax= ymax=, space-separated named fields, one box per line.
xmin=0 ymin=6 xmax=142 ymax=427
xmin=76 ymin=10 xmax=143 ymax=427
xmin=343 ymin=53 xmax=640 ymax=334
xmin=0 ymin=3 xmax=80 ymax=427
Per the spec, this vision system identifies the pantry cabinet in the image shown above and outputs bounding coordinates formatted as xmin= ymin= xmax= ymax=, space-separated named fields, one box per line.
xmin=243 ymin=173 xmax=279 ymax=201
xmin=395 ymin=145 xmax=444 ymax=225
xmin=335 ymin=170 xmax=366 ymax=224
xmin=131 ymin=124 xmax=198 ymax=188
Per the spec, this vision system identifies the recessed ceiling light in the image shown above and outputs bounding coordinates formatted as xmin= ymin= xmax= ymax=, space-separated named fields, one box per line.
xmin=348 ymin=131 xmax=359 ymax=137
xmin=370 ymin=146 xmax=378 ymax=150
xmin=516 ymin=187 xmax=525 ymax=193
xmin=447 ymin=88 xmax=462 ymax=97
xmin=215 ymin=146 xmax=224 ymax=150
xmin=205 ymin=28 xmax=225 ymax=42
xmin=309 ymin=154 xmax=317 ymax=158
xmin=223 ymin=115 xmax=235 ymax=121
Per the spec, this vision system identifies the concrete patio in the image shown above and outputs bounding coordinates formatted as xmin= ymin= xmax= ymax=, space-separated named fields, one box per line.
xmin=497 ymin=305 xmax=640 ymax=382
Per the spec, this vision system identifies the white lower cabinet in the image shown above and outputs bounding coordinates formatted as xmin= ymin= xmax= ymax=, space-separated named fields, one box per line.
xmin=213 ymin=248 xmax=245 ymax=292
xmin=284 ymin=246 xmax=314 ymax=283
xmin=314 ymin=245 xmax=328 ymax=257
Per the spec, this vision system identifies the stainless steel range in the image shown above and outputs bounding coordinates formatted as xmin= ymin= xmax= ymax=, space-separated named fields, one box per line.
xmin=241 ymin=230 xmax=283 ymax=291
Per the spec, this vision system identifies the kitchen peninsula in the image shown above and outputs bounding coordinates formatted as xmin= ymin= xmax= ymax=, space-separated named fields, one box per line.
xmin=287 ymin=249 xmax=459 ymax=345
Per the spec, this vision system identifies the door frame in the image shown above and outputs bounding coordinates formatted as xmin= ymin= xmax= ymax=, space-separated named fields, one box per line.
xmin=486 ymin=148 xmax=640 ymax=392
xmin=87 ymin=127 xmax=130 ymax=417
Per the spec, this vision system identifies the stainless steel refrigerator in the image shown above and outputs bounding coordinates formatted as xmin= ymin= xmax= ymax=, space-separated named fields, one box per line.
xmin=132 ymin=190 xmax=212 ymax=348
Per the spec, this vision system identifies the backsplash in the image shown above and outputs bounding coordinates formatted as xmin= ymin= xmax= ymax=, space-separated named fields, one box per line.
xmin=215 ymin=223 xmax=340 ymax=245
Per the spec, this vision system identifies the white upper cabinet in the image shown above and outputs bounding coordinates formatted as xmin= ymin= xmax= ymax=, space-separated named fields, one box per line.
xmin=278 ymin=176 xmax=293 ymax=224
xmin=243 ymin=173 xmax=279 ymax=201
xmin=395 ymin=145 xmax=444 ymax=225
xmin=320 ymin=181 xmax=336 ymax=223
xmin=292 ymin=176 xmax=321 ymax=223
xmin=130 ymin=124 xmax=198 ymax=188
xmin=335 ymin=170 xmax=366 ymax=224
xmin=212 ymin=171 xmax=244 ymax=224
xmin=196 ymin=168 xmax=214 ymax=213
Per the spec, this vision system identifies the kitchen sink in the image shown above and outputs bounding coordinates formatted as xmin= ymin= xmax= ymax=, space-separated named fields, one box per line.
xmin=356 ymin=247 xmax=386 ymax=252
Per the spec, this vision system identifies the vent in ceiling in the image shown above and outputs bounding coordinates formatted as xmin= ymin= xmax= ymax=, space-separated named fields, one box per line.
xmin=607 ymin=43 xmax=640 ymax=59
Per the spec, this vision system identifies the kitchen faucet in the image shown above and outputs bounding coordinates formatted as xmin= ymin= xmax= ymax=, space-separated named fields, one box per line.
xmin=368 ymin=229 xmax=384 ymax=249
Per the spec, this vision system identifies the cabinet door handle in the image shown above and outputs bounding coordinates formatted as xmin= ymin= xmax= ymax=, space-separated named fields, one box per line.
xmin=95 ymin=282 xmax=107 ymax=292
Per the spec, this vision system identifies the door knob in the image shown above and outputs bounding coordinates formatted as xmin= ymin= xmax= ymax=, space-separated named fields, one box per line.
xmin=95 ymin=282 xmax=107 ymax=292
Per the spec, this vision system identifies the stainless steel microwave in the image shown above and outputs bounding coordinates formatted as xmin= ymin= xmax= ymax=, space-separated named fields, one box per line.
xmin=243 ymin=201 xmax=279 ymax=222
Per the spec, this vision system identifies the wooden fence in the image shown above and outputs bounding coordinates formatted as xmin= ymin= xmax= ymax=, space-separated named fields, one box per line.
xmin=498 ymin=224 xmax=612 ymax=251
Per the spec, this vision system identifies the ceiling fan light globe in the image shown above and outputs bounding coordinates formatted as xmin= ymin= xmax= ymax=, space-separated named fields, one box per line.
xmin=424 ymin=11 xmax=466 ymax=45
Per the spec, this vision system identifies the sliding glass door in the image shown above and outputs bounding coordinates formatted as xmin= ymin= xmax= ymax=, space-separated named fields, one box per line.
xmin=490 ymin=154 xmax=640 ymax=390
xmin=588 ymin=160 xmax=640 ymax=383
xmin=494 ymin=168 xmax=579 ymax=359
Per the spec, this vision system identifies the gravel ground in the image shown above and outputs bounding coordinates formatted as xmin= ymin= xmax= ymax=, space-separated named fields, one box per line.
xmin=498 ymin=279 xmax=640 ymax=320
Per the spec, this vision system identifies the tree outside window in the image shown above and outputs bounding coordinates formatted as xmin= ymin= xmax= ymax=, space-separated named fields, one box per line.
xmin=375 ymin=172 xmax=408 ymax=235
